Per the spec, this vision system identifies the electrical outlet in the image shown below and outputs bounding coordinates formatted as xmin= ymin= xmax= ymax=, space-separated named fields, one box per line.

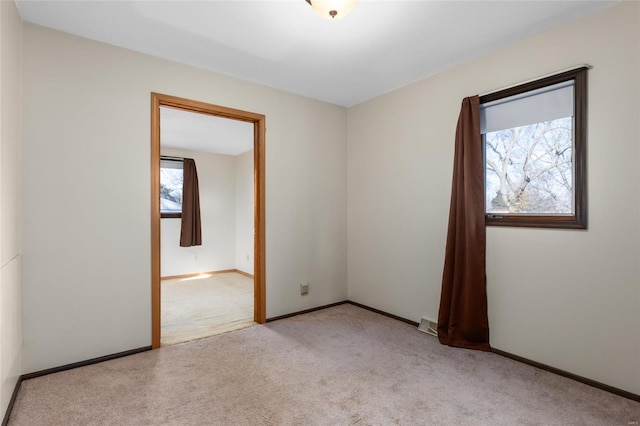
xmin=246 ymin=254 xmax=250 ymax=261
xmin=300 ymin=283 xmax=309 ymax=295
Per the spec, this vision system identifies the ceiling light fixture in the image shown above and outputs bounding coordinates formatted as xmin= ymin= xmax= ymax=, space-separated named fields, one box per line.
xmin=305 ymin=0 xmax=358 ymax=19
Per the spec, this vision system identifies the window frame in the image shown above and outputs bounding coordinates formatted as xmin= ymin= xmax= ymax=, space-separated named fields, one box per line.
xmin=161 ymin=212 xmax=182 ymax=219
xmin=480 ymin=67 xmax=587 ymax=229
xmin=160 ymin=157 xmax=183 ymax=219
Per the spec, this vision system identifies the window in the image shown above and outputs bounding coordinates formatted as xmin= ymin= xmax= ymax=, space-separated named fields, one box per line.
xmin=160 ymin=158 xmax=183 ymax=218
xmin=480 ymin=67 xmax=587 ymax=229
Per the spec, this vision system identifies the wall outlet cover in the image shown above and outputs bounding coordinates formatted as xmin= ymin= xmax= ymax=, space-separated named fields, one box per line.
xmin=300 ymin=283 xmax=309 ymax=295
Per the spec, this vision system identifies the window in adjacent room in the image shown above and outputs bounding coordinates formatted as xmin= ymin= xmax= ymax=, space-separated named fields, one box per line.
xmin=480 ymin=67 xmax=587 ymax=229
xmin=160 ymin=158 xmax=183 ymax=218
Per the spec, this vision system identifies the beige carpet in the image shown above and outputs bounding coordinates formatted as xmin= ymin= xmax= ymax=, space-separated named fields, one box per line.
xmin=9 ymin=304 xmax=639 ymax=425
xmin=161 ymin=272 xmax=255 ymax=346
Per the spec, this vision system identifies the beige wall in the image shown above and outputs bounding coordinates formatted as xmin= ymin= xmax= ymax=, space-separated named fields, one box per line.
xmin=0 ymin=0 xmax=22 ymax=414
xmin=235 ymin=149 xmax=254 ymax=275
xmin=347 ymin=2 xmax=639 ymax=394
xmin=22 ymin=24 xmax=348 ymax=372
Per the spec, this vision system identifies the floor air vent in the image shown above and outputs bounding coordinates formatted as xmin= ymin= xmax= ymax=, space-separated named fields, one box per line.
xmin=418 ymin=317 xmax=438 ymax=337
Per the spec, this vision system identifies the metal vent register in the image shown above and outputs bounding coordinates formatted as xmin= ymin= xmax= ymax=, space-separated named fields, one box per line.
xmin=418 ymin=317 xmax=438 ymax=337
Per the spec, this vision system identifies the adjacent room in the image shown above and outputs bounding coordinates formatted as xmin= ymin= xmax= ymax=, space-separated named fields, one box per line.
xmin=1 ymin=0 xmax=638 ymax=424
xmin=159 ymin=106 xmax=256 ymax=346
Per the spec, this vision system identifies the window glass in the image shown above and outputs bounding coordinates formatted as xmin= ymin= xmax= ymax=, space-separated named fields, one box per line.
xmin=485 ymin=117 xmax=573 ymax=215
xmin=160 ymin=159 xmax=183 ymax=217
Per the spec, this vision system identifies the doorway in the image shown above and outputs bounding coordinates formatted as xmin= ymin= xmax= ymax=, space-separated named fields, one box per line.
xmin=151 ymin=93 xmax=265 ymax=349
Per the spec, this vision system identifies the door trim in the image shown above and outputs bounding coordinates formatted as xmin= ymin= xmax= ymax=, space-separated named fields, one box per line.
xmin=151 ymin=93 xmax=266 ymax=349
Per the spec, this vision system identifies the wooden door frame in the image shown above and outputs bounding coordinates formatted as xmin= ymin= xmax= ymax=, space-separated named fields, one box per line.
xmin=151 ymin=93 xmax=266 ymax=349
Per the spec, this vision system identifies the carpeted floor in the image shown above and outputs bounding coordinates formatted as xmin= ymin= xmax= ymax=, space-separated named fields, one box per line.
xmin=161 ymin=272 xmax=255 ymax=346
xmin=9 ymin=304 xmax=639 ymax=425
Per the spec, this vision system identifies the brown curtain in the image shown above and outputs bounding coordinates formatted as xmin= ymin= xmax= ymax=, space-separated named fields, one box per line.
xmin=437 ymin=96 xmax=490 ymax=351
xmin=180 ymin=158 xmax=202 ymax=247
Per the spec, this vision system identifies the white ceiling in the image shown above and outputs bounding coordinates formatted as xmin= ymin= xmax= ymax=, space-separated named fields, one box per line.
xmin=160 ymin=107 xmax=254 ymax=155
xmin=16 ymin=1 xmax=616 ymax=107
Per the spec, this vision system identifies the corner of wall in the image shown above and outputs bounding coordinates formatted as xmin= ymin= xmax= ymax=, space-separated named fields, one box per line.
xmin=0 ymin=0 xmax=23 ymax=418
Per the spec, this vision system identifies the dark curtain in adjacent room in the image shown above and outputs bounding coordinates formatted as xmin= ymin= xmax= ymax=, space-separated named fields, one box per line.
xmin=180 ymin=158 xmax=202 ymax=247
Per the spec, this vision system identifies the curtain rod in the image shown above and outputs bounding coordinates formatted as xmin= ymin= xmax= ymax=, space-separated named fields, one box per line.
xmin=478 ymin=64 xmax=592 ymax=97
